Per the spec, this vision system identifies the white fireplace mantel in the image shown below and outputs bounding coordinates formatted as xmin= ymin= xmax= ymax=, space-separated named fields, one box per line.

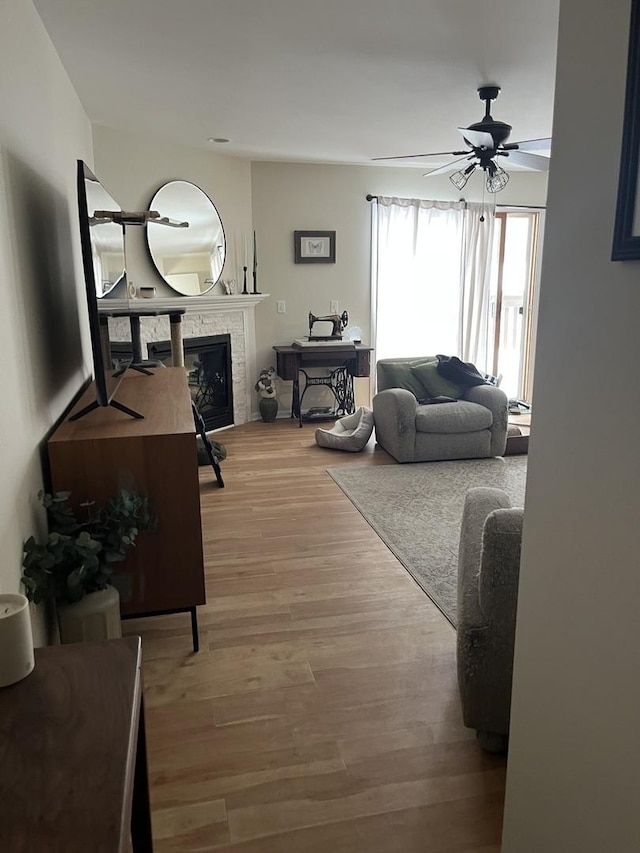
xmin=98 ymin=293 xmax=269 ymax=314
xmin=98 ymin=294 xmax=270 ymax=426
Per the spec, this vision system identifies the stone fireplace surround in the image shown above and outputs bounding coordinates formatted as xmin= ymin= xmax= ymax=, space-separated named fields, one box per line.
xmin=99 ymin=294 xmax=269 ymax=426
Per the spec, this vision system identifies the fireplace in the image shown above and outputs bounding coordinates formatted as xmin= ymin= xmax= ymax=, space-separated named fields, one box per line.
xmin=148 ymin=334 xmax=234 ymax=431
xmin=102 ymin=293 xmax=268 ymax=424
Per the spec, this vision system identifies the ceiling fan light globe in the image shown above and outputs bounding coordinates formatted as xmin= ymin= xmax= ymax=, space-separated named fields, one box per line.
xmin=449 ymin=163 xmax=476 ymax=190
xmin=486 ymin=166 xmax=510 ymax=193
xmin=450 ymin=171 xmax=469 ymax=190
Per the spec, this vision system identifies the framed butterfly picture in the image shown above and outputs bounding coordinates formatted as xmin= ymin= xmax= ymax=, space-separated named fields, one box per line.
xmin=294 ymin=230 xmax=336 ymax=264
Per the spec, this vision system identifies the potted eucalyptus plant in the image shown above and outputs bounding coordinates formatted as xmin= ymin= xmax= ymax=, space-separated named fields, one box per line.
xmin=21 ymin=489 xmax=157 ymax=643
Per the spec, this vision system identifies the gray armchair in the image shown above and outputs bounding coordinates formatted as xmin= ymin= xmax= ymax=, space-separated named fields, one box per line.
xmin=457 ymin=486 xmax=523 ymax=752
xmin=372 ymin=357 xmax=508 ymax=463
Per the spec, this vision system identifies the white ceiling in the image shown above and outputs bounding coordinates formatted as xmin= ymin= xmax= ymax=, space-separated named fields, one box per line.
xmin=33 ymin=0 xmax=560 ymax=167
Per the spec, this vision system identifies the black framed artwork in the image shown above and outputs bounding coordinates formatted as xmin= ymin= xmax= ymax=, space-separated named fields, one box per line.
xmin=294 ymin=230 xmax=336 ymax=264
xmin=612 ymin=0 xmax=640 ymax=260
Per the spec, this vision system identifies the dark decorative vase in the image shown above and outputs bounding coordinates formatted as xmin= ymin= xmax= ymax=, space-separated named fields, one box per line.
xmin=259 ymin=397 xmax=278 ymax=423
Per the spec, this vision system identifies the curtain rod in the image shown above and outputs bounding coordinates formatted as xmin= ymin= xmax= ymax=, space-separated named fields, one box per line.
xmin=496 ymin=204 xmax=546 ymax=210
xmin=365 ymin=194 xmax=546 ymax=210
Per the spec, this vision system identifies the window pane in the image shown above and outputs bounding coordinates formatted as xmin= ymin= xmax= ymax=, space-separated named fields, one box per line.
xmin=376 ymin=205 xmax=463 ymax=361
xmin=497 ymin=215 xmax=534 ymax=398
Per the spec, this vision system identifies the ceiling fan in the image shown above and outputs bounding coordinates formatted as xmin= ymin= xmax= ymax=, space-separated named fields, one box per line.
xmin=373 ymin=86 xmax=551 ymax=193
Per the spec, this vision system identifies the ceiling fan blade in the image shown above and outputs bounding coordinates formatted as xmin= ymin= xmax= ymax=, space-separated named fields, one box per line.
xmin=504 ymin=137 xmax=552 ymax=152
xmin=501 ymin=150 xmax=550 ymax=171
xmin=458 ymin=127 xmax=494 ymax=149
xmin=423 ymin=156 xmax=472 ymax=177
xmin=372 ymin=149 xmax=469 ymax=162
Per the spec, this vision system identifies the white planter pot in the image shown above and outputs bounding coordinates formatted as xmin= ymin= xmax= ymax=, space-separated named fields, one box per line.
xmin=57 ymin=585 xmax=122 ymax=644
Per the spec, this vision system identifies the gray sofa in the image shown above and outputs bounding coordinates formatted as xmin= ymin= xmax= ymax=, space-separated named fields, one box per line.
xmin=457 ymin=486 xmax=523 ymax=752
xmin=372 ymin=357 xmax=508 ymax=463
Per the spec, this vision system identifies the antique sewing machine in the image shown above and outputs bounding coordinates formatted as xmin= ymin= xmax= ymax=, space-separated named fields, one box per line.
xmin=308 ymin=310 xmax=349 ymax=340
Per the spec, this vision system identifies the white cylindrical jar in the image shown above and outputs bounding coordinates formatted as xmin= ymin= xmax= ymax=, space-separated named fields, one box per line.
xmin=0 ymin=593 xmax=35 ymax=687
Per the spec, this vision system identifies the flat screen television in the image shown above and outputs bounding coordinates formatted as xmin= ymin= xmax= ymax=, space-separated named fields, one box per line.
xmin=71 ymin=160 xmax=141 ymax=421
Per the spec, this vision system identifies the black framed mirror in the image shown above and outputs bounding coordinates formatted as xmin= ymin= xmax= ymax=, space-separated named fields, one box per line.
xmin=146 ymin=180 xmax=225 ymax=294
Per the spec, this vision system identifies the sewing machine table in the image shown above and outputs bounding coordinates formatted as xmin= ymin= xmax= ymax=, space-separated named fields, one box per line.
xmin=273 ymin=344 xmax=372 ymax=427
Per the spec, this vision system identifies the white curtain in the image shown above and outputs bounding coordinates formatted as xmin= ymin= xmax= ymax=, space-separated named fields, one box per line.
xmin=460 ymin=202 xmax=495 ymax=373
xmin=372 ymin=197 xmax=465 ymax=363
xmin=372 ymin=196 xmax=494 ymax=372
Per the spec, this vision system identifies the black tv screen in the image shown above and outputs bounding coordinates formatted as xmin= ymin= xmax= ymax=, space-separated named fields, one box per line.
xmin=73 ymin=160 xmax=137 ymax=420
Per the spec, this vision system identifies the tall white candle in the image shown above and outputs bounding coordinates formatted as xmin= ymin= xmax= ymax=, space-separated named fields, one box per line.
xmin=243 ymin=233 xmax=248 ymax=267
xmin=0 ymin=593 xmax=35 ymax=687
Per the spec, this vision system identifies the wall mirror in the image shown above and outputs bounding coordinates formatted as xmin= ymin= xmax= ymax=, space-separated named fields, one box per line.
xmin=85 ymin=177 xmax=126 ymax=297
xmin=146 ymin=180 xmax=225 ymax=295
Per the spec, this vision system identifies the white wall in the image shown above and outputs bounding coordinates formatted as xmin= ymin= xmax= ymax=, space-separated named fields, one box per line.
xmin=502 ymin=1 xmax=640 ymax=850
xmin=251 ymin=161 xmax=547 ymax=407
xmin=0 ymin=0 xmax=93 ymax=644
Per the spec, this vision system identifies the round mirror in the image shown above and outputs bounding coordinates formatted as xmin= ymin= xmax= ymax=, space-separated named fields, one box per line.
xmin=146 ymin=180 xmax=225 ymax=295
xmin=85 ymin=175 xmax=126 ymax=298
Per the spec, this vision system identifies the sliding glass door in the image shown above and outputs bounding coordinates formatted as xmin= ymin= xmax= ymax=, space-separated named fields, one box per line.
xmin=488 ymin=211 xmax=540 ymax=402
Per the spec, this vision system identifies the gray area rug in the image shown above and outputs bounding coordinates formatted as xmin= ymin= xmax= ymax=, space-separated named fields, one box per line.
xmin=327 ymin=457 xmax=527 ymax=626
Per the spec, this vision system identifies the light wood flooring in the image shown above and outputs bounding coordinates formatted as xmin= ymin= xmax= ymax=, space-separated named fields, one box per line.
xmin=123 ymin=420 xmax=506 ymax=852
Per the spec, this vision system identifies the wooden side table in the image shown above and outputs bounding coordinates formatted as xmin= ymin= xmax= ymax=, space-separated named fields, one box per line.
xmin=0 ymin=637 xmax=153 ymax=852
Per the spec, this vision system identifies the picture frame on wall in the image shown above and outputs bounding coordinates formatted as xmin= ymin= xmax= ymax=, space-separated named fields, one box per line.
xmin=612 ymin=0 xmax=640 ymax=260
xmin=294 ymin=230 xmax=336 ymax=264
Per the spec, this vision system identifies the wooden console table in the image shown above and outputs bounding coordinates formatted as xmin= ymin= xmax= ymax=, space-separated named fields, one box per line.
xmin=273 ymin=344 xmax=373 ymax=427
xmin=48 ymin=368 xmax=206 ymax=650
xmin=0 ymin=637 xmax=153 ymax=852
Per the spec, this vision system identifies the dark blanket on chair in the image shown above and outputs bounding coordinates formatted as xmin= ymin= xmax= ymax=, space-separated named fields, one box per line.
xmin=436 ymin=355 xmax=489 ymax=388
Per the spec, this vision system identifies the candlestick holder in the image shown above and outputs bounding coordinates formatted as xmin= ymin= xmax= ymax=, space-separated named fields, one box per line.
xmin=242 ymin=266 xmax=248 ymax=294
xmin=252 ymin=270 xmax=261 ymax=295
